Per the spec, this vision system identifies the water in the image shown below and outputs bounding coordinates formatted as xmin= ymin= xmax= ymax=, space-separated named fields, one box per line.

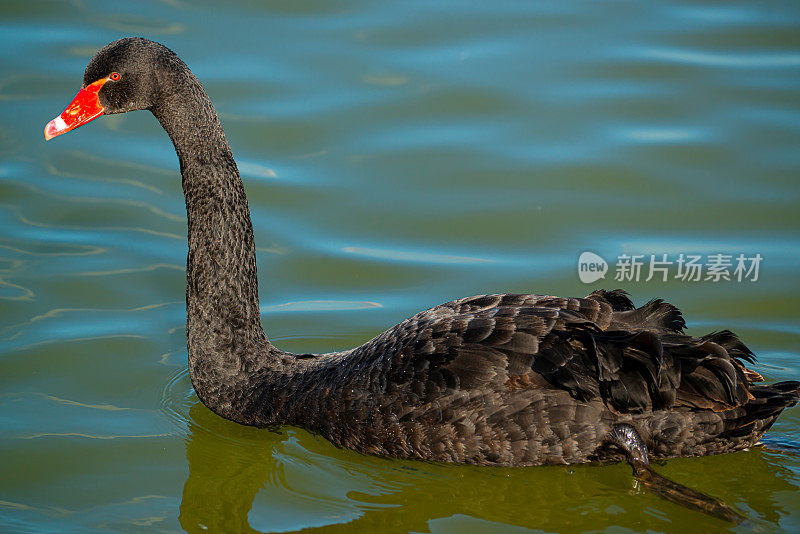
xmin=1 ymin=0 xmax=799 ymax=532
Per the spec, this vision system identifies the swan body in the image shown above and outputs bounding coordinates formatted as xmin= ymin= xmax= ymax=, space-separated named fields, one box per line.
xmin=45 ymin=37 xmax=799 ymax=468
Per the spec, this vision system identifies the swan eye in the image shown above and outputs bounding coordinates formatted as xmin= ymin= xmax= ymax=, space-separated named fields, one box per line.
xmin=109 ymin=72 xmax=121 ymax=81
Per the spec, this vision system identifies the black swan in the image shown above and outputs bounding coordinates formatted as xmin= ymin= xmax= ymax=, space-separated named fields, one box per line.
xmin=45 ymin=37 xmax=798 ymax=520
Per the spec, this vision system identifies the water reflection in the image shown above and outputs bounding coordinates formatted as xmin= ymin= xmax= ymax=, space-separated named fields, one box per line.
xmin=178 ymin=402 xmax=799 ymax=533
xmin=179 ymin=403 xmax=383 ymax=533
xmin=179 ymin=408 xmax=267 ymax=533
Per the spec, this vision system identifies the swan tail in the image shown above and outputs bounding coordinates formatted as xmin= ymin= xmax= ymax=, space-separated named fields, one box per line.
xmin=718 ymin=381 xmax=800 ymax=439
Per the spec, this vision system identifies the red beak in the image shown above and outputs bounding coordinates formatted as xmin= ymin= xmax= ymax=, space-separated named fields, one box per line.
xmin=44 ymin=76 xmax=110 ymax=140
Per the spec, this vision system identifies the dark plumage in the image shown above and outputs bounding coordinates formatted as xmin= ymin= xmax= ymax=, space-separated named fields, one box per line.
xmin=47 ymin=38 xmax=799 ymax=470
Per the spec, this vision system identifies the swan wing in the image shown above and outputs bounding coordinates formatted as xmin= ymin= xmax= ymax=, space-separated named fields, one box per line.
xmin=357 ymin=292 xmax=757 ymax=417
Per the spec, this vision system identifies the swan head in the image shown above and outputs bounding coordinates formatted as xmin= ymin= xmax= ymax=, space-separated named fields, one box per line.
xmin=45 ymin=37 xmax=181 ymax=140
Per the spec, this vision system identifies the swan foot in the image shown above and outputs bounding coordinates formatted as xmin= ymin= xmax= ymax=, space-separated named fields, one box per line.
xmin=607 ymin=424 xmax=746 ymax=524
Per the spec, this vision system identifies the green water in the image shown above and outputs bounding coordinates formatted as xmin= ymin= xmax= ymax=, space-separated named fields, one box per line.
xmin=2 ymin=1 xmax=799 ymax=532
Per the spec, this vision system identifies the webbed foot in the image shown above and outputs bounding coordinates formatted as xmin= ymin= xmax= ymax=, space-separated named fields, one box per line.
xmin=607 ymin=424 xmax=746 ymax=524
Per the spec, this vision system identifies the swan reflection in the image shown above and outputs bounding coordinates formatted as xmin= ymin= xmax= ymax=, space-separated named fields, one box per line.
xmin=178 ymin=402 xmax=798 ymax=532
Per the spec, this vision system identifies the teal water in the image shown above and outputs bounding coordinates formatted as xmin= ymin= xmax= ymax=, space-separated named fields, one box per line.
xmin=1 ymin=0 xmax=799 ymax=532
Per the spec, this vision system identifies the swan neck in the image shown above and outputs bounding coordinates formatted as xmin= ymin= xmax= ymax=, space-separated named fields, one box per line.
xmin=152 ymin=75 xmax=284 ymax=421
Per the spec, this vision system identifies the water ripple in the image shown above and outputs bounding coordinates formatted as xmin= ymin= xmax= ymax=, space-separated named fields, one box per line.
xmin=641 ymin=47 xmax=800 ymax=68
xmin=342 ymin=245 xmax=494 ymax=265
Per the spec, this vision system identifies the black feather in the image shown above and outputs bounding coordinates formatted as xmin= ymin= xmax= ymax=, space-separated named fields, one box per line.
xmin=62 ymin=37 xmax=800 ymax=468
